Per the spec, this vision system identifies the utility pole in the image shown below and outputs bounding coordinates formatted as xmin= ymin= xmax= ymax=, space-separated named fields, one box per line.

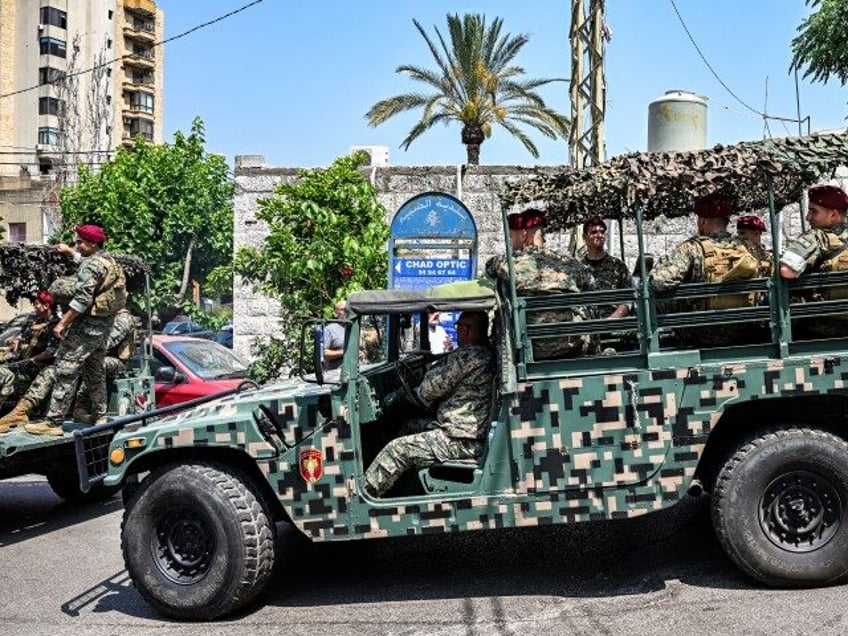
xmin=569 ymin=0 xmax=608 ymax=169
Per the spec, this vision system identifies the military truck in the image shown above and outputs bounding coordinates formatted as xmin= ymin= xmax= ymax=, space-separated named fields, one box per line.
xmin=80 ymin=131 xmax=848 ymax=620
xmin=0 ymin=247 xmax=155 ymax=501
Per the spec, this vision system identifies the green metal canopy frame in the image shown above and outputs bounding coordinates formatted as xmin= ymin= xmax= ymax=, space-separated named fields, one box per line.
xmin=500 ymin=130 xmax=848 ymax=228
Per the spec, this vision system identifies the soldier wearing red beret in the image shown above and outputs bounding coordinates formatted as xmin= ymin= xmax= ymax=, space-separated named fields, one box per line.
xmin=780 ymin=185 xmax=848 ymax=280
xmin=650 ymin=192 xmax=766 ymax=346
xmin=736 ymin=214 xmax=772 ymax=275
xmin=26 ymin=223 xmax=127 ymax=435
xmin=779 ymin=184 xmax=848 ymax=338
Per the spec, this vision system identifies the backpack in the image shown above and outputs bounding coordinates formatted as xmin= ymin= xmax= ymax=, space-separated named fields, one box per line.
xmin=820 ymin=232 xmax=848 ymax=300
xmin=89 ymin=254 xmax=127 ymax=317
xmin=696 ymin=237 xmax=762 ymax=310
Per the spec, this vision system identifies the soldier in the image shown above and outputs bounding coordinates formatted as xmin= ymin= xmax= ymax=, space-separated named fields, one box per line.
xmin=26 ymin=225 xmax=127 ymax=436
xmin=650 ymin=193 xmax=763 ymax=346
xmin=0 ymin=278 xmax=72 ymax=433
xmin=485 ymin=209 xmax=597 ymax=359
xmin=581 ymin=216 xmax=630 ymax=318
xmin=0 ymin=290 xmax=58 ymax=409
xmin=364 ymin=310 xmax=494 ymax=497
xmin=779 ymin=184 xmax=848 ymax=337
xmin=736 ymin=214 xmax=773 ymax=275
xmin=0 ymin=304 xmax=138 ymax=430
xmin=780 ymin=185 xmax=848 ymax=279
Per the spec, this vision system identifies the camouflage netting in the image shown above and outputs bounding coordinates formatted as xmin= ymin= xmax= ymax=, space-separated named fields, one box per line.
xmin=500 ymin=130 xmax=848 ymax=230
xmin=0 ymin=244 xmax=149 ymax=305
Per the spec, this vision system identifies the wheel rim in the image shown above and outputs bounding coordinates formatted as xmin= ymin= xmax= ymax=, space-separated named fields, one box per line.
xmin=151 ymin=506 xmax=216 ymax=585
xmin=759 ymin=469 xmax=843 ymax=553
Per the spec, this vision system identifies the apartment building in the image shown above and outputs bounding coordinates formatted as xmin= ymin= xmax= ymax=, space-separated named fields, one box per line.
xmin=0 ymin=0 xmax=164 ymax=243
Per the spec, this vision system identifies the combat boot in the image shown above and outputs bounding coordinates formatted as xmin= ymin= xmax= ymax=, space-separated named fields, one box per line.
xmin=24 ymin=420 xmax=65 ymax=436
xmin=0 ymin=398 xmax=35 ymax=434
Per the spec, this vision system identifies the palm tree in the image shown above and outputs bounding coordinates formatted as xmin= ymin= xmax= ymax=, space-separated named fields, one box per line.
xmin=365 ymin=13 xmax=569 ymax=165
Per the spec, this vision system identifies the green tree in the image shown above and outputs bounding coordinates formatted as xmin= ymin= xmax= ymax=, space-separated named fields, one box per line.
xmin=791 ymin=0 xmax=848 ymax=86
xmin=59 ymin=118 xmax=233 ymax=322
xmin=365 ymin=13 xmax=569 ymax=165
xmin=234 ymin=152 xmax=389 ymax=383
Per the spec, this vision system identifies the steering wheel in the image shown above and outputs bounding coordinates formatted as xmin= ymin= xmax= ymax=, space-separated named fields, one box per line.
xmin=394 ymin=357 xmax=421 ymax=402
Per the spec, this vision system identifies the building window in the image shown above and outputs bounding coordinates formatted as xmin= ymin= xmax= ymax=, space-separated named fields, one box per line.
xmin=38 ymin=96 xmax=63 ymax=116
xmin=108 ymin=9 xmax=113 ymax=19
xmin=8 ymin=223 xmax=27 ymax=243
xmin=39 ymin=160 xmax=53 ymax=175
xmin=39 ymin=7 xmax=67 ymax=29
xmin=130 ymin=91 xmax=154 ymax=113
xmin=38 ymin=126 xmax=62 ymax=145
xmin=131 ymin=44 xmax=153 ymax=59
xmin=39 ymin=37 xmax=66 ymax=58
xmin=126 ymin=118 xmax=154 ymax=141
xmin=38 ymin=66 xmax=64 ymax=85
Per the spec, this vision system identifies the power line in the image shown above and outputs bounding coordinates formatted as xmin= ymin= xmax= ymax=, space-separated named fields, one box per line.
xmin=668 ymin=0 xmax=762 ymax=116
xmin=0 ymin=0 xmax=265 ymax=101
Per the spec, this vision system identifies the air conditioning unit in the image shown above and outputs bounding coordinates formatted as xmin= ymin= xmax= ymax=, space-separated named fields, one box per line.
xmin=35 ymin=143 xmax=45 ymax=152
xmin=37 ymin=23 xmax=45 ymax=31
xmin=350 ymin=145 xmax=389 ymax=167
xmin=122 ymin=131 xmax=131 ymax=139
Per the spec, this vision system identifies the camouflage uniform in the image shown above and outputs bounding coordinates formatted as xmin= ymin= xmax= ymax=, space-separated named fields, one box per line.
xmin=364 ymin=343 xmax=494 ymax=496
xmin=650 ymin=231 xmax=762 ymax=346
xmin=0 ymin=314 xmax=58 ymax=403
xmin=42 ymin=251 xmax=125 ymax=424
xmin=781 ymin=222 xmax=848 ymax=337
xmin=582 ymin=253 xmax=630 ymax=317
xmin=72 ymin=308 xmax=138 ymax=421
xmin=486 ymin=246 xmax=597 ymax=359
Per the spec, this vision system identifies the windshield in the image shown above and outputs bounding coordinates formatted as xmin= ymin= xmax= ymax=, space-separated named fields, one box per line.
xmin=162 ymin=339 xmax=249 ymax=380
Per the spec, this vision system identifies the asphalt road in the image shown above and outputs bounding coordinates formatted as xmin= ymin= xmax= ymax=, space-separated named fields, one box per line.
xmin=1 ymin=475 xmax=847 ymax=636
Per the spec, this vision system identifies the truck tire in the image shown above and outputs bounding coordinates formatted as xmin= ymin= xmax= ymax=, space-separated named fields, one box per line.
xmin=121 ymin=462 xmax=276 ymax=621
xmin=711 ymin=426 xmax=848 ymax=587
xmin=46 ymin=467 xmax=120 ymax=503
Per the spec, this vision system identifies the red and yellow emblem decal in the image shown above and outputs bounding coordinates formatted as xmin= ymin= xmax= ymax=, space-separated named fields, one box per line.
xmin=299 ymin=448 xmax=323 ymax=484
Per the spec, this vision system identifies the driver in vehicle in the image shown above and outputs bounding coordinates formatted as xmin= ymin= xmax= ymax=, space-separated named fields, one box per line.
xmin=364 ymin=310 xmax=495 ymax=498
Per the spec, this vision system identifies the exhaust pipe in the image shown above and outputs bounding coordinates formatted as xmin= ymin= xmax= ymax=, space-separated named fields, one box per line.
xmin=687 ymin=478 xmax=704 ymax=497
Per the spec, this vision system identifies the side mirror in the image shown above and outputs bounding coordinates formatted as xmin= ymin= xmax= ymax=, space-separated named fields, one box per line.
xmin=154 ymin=366 xmax=186 ymax=384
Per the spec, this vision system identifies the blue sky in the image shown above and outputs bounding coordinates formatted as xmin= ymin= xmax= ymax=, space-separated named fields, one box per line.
xmin=156 ymin=0 xmax=847 ymax=168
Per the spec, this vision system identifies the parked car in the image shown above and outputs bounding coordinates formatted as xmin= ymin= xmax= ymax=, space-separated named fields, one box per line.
xmin=215 ymin=322 xmax=233 ymax=348
xmin=149 ymin=334 xmax=250 ymax=406
xmin=161 ymin=317 xmax=214 ymax=340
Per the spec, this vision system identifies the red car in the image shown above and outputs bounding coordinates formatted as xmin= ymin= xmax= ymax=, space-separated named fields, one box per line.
xmin=149 ymin=334 xmax=251 ymax=406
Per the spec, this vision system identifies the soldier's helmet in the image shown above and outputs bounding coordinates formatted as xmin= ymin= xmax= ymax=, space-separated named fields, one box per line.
xmin=48 ymin=276 xmax=76 ymax=306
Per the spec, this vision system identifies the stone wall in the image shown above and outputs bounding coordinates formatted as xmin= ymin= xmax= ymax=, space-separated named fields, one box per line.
xmin=232 ymin=156 xmax=847 ymax=361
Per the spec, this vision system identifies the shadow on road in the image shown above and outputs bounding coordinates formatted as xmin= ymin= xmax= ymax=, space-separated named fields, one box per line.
xmin=0 ymin=477 xmax=122 ymax=547
xmin=255 ymin=494 xmax=754 ymax=611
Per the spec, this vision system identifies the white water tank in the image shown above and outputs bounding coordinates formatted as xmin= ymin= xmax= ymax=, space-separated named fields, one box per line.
xmin=647 ymin=90 xmax=707 ymax=152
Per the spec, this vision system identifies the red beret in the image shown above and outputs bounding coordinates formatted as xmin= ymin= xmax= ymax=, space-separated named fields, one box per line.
xmin=507 ymin=212 xmax=524 ymax=230
xmin=35 ymin=290 xmax=54 ymax=306
xmin=521 ymin=209 xmax=546 ymax=229
xmin=737 ymin=215 xmax=766 ymax=232
xmin=809 ymin=185 xmax=848 ymax=212
xmin=694 ymin=193 xmax=732 ymax=218
xmin=75 ymin=224 xmax=106 ymax=244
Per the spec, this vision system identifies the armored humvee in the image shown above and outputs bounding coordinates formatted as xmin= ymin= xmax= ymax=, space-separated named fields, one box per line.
xmin=81 ymin=131 xmax=848 ymax=620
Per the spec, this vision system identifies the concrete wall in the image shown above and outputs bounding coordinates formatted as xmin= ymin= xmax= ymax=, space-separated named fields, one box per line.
xmin=232 ymin=156 xmax=848 ymax=362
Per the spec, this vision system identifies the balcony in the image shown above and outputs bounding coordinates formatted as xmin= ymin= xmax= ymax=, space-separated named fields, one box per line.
xmin=124 ymin=50 xmax=155 ymax=70
xmin=124 ymin=0 xmax=157 ymax=18
xmin=123 ymin=23 xmax=156 ymax=44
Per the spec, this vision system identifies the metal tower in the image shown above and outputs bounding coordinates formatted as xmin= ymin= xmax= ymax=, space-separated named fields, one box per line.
xmin=569 ymin=0 xmax=608 ymax=168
